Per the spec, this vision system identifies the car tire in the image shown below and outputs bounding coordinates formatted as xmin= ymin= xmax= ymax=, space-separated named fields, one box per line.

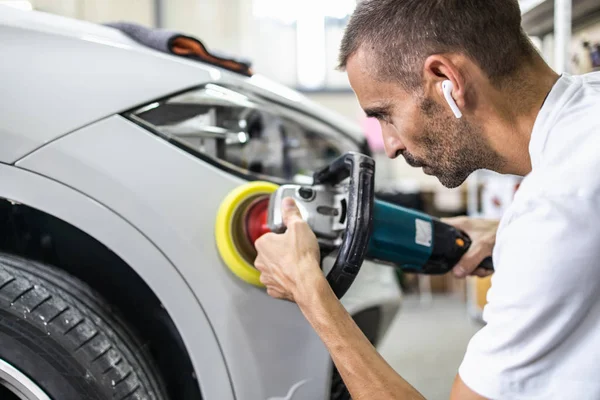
xmin=0 ymin=252 xmax=167 ymax=400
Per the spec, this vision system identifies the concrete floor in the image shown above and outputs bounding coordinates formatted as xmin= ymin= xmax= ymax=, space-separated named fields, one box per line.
xmin=378 ymin=294 xmax=484 ymax=400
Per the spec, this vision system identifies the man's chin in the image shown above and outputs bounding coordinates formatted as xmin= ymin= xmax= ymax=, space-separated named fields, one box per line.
xmin=433 ymin=174 xmax=469 ymax=189
xmin=430 ymin=169 xmax=470 ymax=189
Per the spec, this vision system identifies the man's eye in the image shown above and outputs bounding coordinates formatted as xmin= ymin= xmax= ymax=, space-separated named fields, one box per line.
xmin=366 ymin=111 xmax=390 ymax=124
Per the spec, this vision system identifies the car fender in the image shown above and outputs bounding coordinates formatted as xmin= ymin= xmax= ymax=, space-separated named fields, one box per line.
xmin=16 ymin=115 xmax=337 ymax=399
xmin=0 ymin=163 xmax=234 ymax=400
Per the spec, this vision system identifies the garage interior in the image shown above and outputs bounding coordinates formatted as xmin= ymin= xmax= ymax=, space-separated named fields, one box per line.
xmin=1 ymin=1 xmax=599 ymax=400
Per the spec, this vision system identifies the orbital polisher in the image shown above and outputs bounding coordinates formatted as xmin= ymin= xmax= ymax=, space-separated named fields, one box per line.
xmin=216 ymin=152 xmax=493 ymax=298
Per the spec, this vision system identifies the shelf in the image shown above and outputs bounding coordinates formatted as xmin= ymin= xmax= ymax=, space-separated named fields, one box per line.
xmin=521 ymin=0 xmax=600 ymax=36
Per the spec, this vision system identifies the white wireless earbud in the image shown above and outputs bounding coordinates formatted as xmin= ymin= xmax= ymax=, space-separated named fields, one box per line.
xmin=442 ymin=80 xmax=462 ymax=119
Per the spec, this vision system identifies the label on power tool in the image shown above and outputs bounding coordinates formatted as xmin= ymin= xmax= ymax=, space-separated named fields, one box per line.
xmin=415 ymin=219 xmax=432 ymax=247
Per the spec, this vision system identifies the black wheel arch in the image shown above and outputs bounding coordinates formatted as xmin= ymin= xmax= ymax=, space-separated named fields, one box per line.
xmin=0 ymin=198 xmax=202 ymax=400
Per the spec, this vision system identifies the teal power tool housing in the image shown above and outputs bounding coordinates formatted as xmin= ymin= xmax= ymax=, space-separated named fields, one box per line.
xmin=369 ymin=201 xmax=486 ymax=274
xmin=268 ymin=152 xmax=493 ymax=298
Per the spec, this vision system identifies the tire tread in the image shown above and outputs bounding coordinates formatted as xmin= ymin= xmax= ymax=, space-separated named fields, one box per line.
xmin=29 ymin=295 xmax=52 ymax=313
xmin=46 ymin=305 xmax=70 ymax=324
xmin=10 ymin=285 xmax=35 ymax=304
xmin=0 ymin=253 xmax=166 ymax=400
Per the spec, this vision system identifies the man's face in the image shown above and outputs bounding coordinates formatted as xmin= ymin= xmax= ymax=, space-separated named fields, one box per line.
xmin=346 ymin=51 xmax=498 ymax=188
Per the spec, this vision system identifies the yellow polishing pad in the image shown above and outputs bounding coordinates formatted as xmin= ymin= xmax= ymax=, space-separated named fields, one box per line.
xmin=215 ymin=181 xmax=279 ymax=287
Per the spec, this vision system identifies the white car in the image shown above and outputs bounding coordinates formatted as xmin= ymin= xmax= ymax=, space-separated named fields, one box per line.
xmin=0 ymin=7 xmax=401 ymax=400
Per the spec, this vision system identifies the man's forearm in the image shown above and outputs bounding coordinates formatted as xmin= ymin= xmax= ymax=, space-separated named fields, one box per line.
xmin=296 ymin=265 xmax=425 ymax=400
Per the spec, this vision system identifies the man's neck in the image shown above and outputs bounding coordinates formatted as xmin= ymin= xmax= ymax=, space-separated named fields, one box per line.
xmin=484 ymin=58 xmax=560 ymax=176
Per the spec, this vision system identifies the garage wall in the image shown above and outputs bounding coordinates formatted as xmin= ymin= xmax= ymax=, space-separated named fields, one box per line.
xmin=570 ymin=17 xmax=600 ymax=73
xmin=537 ymin=16 xmax=600 ymax=73
xmin=29 ymin=0 xmax=154 ymax=26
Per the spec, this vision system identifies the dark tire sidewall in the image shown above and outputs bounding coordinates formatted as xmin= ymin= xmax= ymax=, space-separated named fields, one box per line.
xmin=0 ymin=306 xmax=106 ymax=400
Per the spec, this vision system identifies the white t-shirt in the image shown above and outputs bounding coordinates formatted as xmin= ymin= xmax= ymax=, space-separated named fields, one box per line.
xmin=459 ymin=72 xmax=600 ymax=399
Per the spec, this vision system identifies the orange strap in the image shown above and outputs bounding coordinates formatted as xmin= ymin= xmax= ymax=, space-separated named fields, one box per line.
xmin=171 ymin=37 xmax=253 ymax=76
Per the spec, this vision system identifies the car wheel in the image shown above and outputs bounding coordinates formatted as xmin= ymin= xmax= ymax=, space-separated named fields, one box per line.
xmin=0 ymin=253 xmax=167 ymax=400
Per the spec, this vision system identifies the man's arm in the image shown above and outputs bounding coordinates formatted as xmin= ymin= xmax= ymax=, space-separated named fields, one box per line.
xmin=254 ymin=198 xmax=488 ymax=400
xmin=296 ymin=267 xmax=488 ymax=400
xmin=451 ymin=375 xmax=487 ymax=400
xmin=297 ymin=267 xmax=425 ymax=399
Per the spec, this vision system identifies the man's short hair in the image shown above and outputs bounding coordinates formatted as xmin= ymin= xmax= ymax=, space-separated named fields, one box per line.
xmin=339 ymin=0 xmax=537 ymax=90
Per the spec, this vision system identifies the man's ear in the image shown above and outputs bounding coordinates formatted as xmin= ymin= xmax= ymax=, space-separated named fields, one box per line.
xmin=422 ymin=55 xmax=466 ymax=111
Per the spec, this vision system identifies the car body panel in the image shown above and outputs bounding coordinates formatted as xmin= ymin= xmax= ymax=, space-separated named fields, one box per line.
xmin=0 ymin=5 xmax=217 ymax=163
xmin=17 ymin=115 xmax=401 ymax=399
xmin=0 ymin=163 xmax=235 ymax=400
xmin=16 ymin=115 xmax=332 ymax=399
xmin=0 ymin=6 xmax=365 ymax=165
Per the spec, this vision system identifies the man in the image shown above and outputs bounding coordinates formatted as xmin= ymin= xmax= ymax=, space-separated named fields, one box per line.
xmin=254 ymin=0 xmax=600 ymax=398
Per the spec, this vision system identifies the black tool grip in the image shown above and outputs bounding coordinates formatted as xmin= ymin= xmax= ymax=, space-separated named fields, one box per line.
xmin=478 ymin=256 xmax=494 ymax=271
xmin=313 ymin=152 xmax=375 ymax=298
xmin=313 ymin=154 xmax=353 ymax=184
xmin=426 ymin=219 xmax=494 ymax=274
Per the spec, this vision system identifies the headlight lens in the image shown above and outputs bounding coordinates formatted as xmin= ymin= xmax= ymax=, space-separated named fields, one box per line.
xmin=126 ymin=84 xmax=359 ymax=182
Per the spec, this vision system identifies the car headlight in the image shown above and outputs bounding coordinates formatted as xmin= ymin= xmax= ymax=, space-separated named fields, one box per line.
xmin=125 ymin=84 xmax=360 ymax=182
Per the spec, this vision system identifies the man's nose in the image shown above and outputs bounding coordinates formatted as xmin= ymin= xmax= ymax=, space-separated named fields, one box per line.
xmin=382 ymin=128 xmax=405 ymax=159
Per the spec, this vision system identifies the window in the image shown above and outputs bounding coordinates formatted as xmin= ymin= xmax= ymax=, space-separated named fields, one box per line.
xmin=251 ymin=0 xmax=357 ymax=91
xmin=127 ymin=84 xmax=360 ymax=182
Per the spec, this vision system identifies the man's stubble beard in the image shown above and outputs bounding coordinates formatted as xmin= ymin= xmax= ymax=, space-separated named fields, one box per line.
xmin=404 ymin=98 xmax=505 ymax=188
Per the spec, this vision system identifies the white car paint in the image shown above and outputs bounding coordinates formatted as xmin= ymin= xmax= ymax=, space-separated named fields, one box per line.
xmin=0 ymin=6 xmax=402 ymax=399
xmin=267 ymin=379 xmax=310 ymax=400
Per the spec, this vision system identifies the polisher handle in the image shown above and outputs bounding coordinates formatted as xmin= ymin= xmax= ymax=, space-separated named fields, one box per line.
xmin=313 ymin=152 xmax=376 ymax=298
xmin=477 ymin=256 xmax=495 ymax=271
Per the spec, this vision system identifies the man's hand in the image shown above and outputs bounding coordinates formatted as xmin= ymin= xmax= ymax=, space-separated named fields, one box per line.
xmin=441 ymin=216 xmax=499 ymax=278
xmin=254 ymin=197 xmax=323 ymax=303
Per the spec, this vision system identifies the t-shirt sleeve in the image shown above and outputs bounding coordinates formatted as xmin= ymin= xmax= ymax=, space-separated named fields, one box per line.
xmin=458 ymin=194 xmax=600 ymax=399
